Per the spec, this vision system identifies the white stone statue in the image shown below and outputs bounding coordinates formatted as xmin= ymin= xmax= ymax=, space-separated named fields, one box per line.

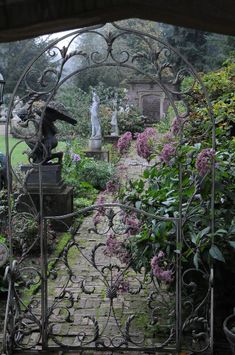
xmin=110 ymin=98 xmax=119 ymax=136
xmin=14 ymin=96 xmax=23 ymax=111
xmin=0 ymin=104 xmax=7 ymax=122
xmin=90 ymin=91 xmax=101 ymax=139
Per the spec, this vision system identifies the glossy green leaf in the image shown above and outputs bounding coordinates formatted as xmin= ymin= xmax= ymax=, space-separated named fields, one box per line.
xmin=228 ymin=241 xmax=235 ymax=249
xmin=209 ymin=245 xmax=225 ymax=262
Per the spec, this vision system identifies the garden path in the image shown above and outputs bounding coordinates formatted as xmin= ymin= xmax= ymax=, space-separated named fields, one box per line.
xmin=42 ymin=146 xmax=174 ymax=354
xmin=43 ymin=146 xmax=166 ymax=354
xmin=1 ymin=144 xmax=175 ymax=354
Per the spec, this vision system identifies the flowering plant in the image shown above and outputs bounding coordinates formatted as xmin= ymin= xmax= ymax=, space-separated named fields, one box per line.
xmin=117 ymin=60 xmax=235 ymax=287
xmin=136 ymin=127 xmax=158 ymax=161
xmin=151 ymin=251 xmax=174 ymax=283
xmin=196 ymin=148 xmax=215 ymax=176
xmin=63 ymin=140 xmax=115 ymax=205
xmin=159 ymin=142 xmax=176 ymax=164
xmin=117 ymin=131 xmax=132 ymax=154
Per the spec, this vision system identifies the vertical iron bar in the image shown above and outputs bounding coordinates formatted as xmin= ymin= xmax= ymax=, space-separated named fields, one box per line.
xmin=2 ymin=270 xmax=12 ymax=354
xmin=210 ymin=266 xmax=214 ymax=354
xmin=210 ymin=106 xmax=216 ymax=354
xmin=39 ymin=165 xmax=48 ymax=349
xmin=41 ymin=218 xmax=48 ymax=348
xmin=176 ymin=219 xmax=182 ymax=352
xmin=176 ymin=116 xmax=184 ymax=352
xmin=4 ymin=102 xmax=14 ymax=354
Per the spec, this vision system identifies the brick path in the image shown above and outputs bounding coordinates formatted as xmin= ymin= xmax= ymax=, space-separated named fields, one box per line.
xmin=41 ymin=147 xmax=174 ymax=353
xmin=1 ymin=145 xmax=175 ymax=354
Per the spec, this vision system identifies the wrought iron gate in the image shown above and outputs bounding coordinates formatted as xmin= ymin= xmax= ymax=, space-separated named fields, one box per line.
xmin=2 ymin=22 xmax=215 ymax=354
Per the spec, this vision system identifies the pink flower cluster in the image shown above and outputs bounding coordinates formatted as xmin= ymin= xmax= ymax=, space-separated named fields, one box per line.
xmin=151 ymin=251 xmax=173 ymax=283
xmin=171 ymin=116 xmax=182 ymax=136
xmin=93 ymin=193 xmax=106 ymax=225
xmin=136 ymin=127 xmax=157 ymax=161
xmin=196 ymin=148 xmax=215 ymax=176
xmin=124 ymin=212 xmax=140 ymax=236
xmin=162 ymin=132 xmax=174 ymax=143
xmin=104 ymin=233 xmax=131 ymax=265
xmin=117 ymin=131 xmax=132 ymax=154
xmin=105 ymin=179 xmax=120 ymax=193
xmin=115 ymin=275 xmax=129 ymax=293
xmin=105 ymin=233 xmax=122 ymax=256
xmin=159 ymin=143 xmax=176 ymax=164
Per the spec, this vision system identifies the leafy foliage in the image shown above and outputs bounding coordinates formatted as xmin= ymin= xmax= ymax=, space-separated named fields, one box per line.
xmin=0 ymin=235 xmax=8 ymax=293
xmin=118 ymin=58 xmax=235 ymax=276
xmin=56 ymin=83 xmax=145 ymax=138
xmin=0 ymin=36 xmax=54 ymax=95
xmin=117 ymin=108 xmax=145 ymax=135
xmin=63 ymin=140 xmax=115 ymax=200
xmin=160 ymin=23 xmax=235 ymax=72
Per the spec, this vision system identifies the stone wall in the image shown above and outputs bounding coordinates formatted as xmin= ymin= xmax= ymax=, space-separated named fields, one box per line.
xmin=126 ymin=80 xmax=170 ymax=125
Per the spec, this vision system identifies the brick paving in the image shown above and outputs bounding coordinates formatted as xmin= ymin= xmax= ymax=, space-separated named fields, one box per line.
xmin=1 ymin=145 xmax=176 ymax=354
xmin=40 ymin=148 xmax=175 ymax=353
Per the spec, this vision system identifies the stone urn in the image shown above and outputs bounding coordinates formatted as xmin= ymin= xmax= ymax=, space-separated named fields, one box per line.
xmin=223 ymin=314 xmax=235 ymax=354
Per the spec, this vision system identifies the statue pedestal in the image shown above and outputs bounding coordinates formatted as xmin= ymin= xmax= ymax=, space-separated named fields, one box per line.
xmin=89 ymin=137 xmax=102 ymax=151
xmin=84 ymin=150 xmax=109 ymax=162
xmin=86 ymin=137 xmax=108 ymax=161
xmin=16 ymin=164 xmax=73 ymax=231
xmin=21 ymin=164 xmax=65 ymax=192
xmin=104 ymin=135 xmax=120 ymax=144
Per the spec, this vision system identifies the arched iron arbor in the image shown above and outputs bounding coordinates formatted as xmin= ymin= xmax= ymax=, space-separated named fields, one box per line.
xmin=2 ymin=22 xmax=215 ymax=354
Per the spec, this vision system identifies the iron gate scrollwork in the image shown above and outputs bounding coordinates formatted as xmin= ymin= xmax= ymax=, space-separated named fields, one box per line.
xmin=2 ymin=22 xmax=215 ymax=354
xmin=42 ymin=204 xmax=178 ymax=352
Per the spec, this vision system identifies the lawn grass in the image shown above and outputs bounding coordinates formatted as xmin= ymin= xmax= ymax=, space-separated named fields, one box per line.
xmin=0 ymin=135 xmax=67 ymax=167
xmin=0 ymin=135 xmax=28 ymax=166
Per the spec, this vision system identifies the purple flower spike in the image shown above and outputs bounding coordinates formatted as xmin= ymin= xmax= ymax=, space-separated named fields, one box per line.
xmin=159 ymin=143 xmax=176 ymax=164
xmin=136 ymin=127 xmax=157 ymax=161
xmin=151 ymin=251 xmax=173 ymax=283
xmin=117 ymin=132 xmax=132 ymax=154
xmin=171 ymin=116 xmax=183 ymax=136
xmin=106 ymin=179 xmax=120 ymax=193
xmin=71 ymin=153 xmax=81 ymax=162
xmin=196 ymin=148 xmax=215 ymax=176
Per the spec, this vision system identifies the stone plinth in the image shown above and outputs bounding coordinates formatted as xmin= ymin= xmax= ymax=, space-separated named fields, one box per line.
xmin=16 ymin=186 xmax=73 ymax=232
xmin=89 ymin=138 xmax=102 ymax=151
xmin=21 ymin=164 xmax=64 ymax=191
xmin=17 ymin=164 xmax=73 ymax=231
xmin=103 ymin=135 xmax=120 ymax=144
xmin=84 ymin=150 xmax=109 ymax=162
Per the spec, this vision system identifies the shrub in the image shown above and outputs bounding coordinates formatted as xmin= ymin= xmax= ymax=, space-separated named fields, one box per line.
xmin=63 ymin=140 xmax=115 ymax=195
xmin=11 ymin=212 xmax=39 ymax=254
xmin=0 ymin=235 xmax=8 ymax=293
xmin=77 ymin=159 xmax=114 ymax=190
xmin=136 ymin=127 xmax=158 ymax=161
xmin=0 ymin=191 xmax=8 ymax=235
xmin=117 ymin=59 xmax=235 ymax=277
xmin=118 ymin=107 xmax=145 ymax=135
xmin=56 ymin=85 xmax=91 ymax=138
xmin=117 ymin=132 xmax=132 ymax=154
